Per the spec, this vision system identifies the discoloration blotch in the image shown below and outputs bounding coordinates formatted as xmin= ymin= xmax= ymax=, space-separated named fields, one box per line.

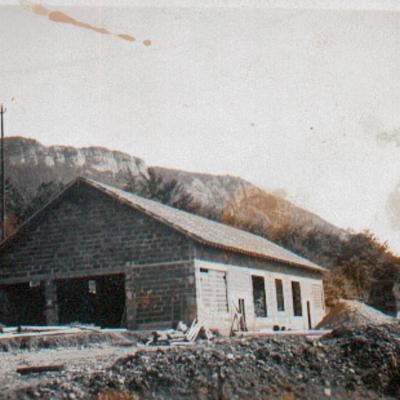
xmin=377 ymin=129 xmax=400 ymax=147
xmin=31 ymin=3 xmax=47 ymax=16
xmin=23 ymin=1 xmax=150 ymax=46
xmin=118 ymin=33 xmax=136 ymax=42
xmin=48 ymin=11 xmax=110 ymax=35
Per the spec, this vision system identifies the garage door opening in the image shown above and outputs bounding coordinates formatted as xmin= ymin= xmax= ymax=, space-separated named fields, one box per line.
xmin=57 ymin=274 xmax=125 ymax=327
xmin=0 ymin=282 xmax=46 ymax=326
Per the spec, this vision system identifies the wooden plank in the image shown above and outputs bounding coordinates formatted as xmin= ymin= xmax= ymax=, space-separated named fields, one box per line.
xmin=186 ymin=321 xmax=202 ymax=342
xmin=17 ymin=365 xmax=64 ymax=375
xmin=2 ymin=326 xmax=73 ymax=333
xmin=236 ymin=329 xmax=332 ymax=337
xmin=0 ymin=328 xmax=83 ymax=340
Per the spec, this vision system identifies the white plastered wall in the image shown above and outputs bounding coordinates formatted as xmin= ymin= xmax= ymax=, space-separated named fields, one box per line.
xmin=194 ymin=258 xmax=326 ymax=333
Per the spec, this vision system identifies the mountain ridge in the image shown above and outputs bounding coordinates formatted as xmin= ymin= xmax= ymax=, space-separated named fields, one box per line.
xmin=4 ymin=136 xmax=345 ymax=241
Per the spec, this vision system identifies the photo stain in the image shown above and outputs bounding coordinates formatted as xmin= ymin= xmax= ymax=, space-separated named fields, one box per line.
xmin=31 ymin=3 xmax=47 ymax=16
xmin=48 ymin=11 xmax=110 ymax=35
xmin=118 ymin=33 xmax=136 ymax=42
xmin=23 ymin=1 xmax=151 ymax=46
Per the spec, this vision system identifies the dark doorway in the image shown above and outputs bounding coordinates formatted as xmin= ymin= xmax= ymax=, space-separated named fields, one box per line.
xmin=0 ymin=282 xmax=46 ymax=326
xmin=307 ymin=301 xmax=312 ymax=329
xmin=57 ymin=274 xmax=125 ymax=327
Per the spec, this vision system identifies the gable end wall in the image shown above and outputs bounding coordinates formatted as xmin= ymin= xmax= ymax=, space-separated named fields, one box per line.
xmin=0 ymin=182 xmax=197 ymax=328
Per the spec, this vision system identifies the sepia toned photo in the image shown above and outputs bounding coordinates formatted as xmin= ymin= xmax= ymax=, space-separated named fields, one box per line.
xmin=0 ymin=1 xmax=399 ymax=399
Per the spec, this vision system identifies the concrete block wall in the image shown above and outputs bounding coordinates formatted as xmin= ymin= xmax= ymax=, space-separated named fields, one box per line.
xmin=0 ymin=182 xmax=192 ymax=284
xmin=0 ymin=181 xmax=195 ymax=327
xmin=125 ymin=260 xmax=196 ymax=329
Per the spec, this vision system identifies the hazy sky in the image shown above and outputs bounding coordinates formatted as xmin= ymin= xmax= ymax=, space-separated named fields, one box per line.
xmin=1 ymin=0 xmax=400 ymax=252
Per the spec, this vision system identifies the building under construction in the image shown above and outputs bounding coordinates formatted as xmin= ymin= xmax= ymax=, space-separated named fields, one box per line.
xmin=0 ymin=177 xmax=326 ymax=332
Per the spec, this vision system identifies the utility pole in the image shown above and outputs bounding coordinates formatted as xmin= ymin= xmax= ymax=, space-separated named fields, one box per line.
xmin=1 ymin=104 xmax=5 ymax=241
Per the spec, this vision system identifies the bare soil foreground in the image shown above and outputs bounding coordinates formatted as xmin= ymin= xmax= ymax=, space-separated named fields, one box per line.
xmin=0 ymin=323 xmax=399 ymax=400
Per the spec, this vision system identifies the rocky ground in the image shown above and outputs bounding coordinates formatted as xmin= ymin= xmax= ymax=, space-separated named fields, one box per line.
xmin=1 ymin=323 xmax=399 ymax=400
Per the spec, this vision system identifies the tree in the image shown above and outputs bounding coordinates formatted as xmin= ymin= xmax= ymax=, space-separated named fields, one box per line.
xmin=22 ymin=181 xmax=65 ymax=220
xmin=0 ymin=178 xmax=27 ymax=236
xmin=123 ymin=168 xmax=194 ymax=211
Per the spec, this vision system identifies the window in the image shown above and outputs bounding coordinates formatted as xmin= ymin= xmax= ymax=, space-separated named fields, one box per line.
xmin=291 ymin=281 xmax=302 ymax=316
xmin=275 ymin=279 xmax=285 ymax=311
xmin=252 ymin=276 xmax=267 ymax=317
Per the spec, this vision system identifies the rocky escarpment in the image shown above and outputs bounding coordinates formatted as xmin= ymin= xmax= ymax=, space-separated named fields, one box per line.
xmin=4 ymin=136 xmax=344 ymax=242
xmin=5 ymin=137 xmax=148 ymax=200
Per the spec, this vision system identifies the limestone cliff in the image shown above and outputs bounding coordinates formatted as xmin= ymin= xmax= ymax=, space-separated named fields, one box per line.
xmin=4 ymin=136 xmax=344 ymax=240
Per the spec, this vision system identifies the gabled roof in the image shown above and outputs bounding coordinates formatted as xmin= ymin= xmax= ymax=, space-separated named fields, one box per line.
xmin=86 ymin=178 xmax=325 ymax=272
xmin=0 ymin=177 xmax=326 ymax=273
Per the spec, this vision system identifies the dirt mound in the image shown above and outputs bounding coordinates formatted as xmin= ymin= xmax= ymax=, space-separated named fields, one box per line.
xmin=7 ymin=324 xmax=400 ymax=400
xmin=317 ymin=299 xmax=395 ymax=329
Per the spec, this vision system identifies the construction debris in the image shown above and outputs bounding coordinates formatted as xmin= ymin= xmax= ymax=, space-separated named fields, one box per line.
xmin=4 ymin=323 xmax=399 ymax=400
xmin=0 ymin=321 xmax=214 ymax=352
xmin=176 ymin=321 xmax=188 ymax=333
xmin=143 ymin=320 xmax=215 ymax=346
xmin=185 ymin=318 xmax=202 ymax=342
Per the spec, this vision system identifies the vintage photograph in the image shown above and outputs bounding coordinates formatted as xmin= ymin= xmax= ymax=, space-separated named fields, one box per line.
xmin=0 ymin=0 xmax=399 ymax=399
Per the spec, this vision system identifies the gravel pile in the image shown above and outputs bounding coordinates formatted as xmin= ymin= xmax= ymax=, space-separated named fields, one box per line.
xmin=317 ymin=300 xmax=395 ymax=329
xmin=6 ymin=323 xmax=400 ymax=400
